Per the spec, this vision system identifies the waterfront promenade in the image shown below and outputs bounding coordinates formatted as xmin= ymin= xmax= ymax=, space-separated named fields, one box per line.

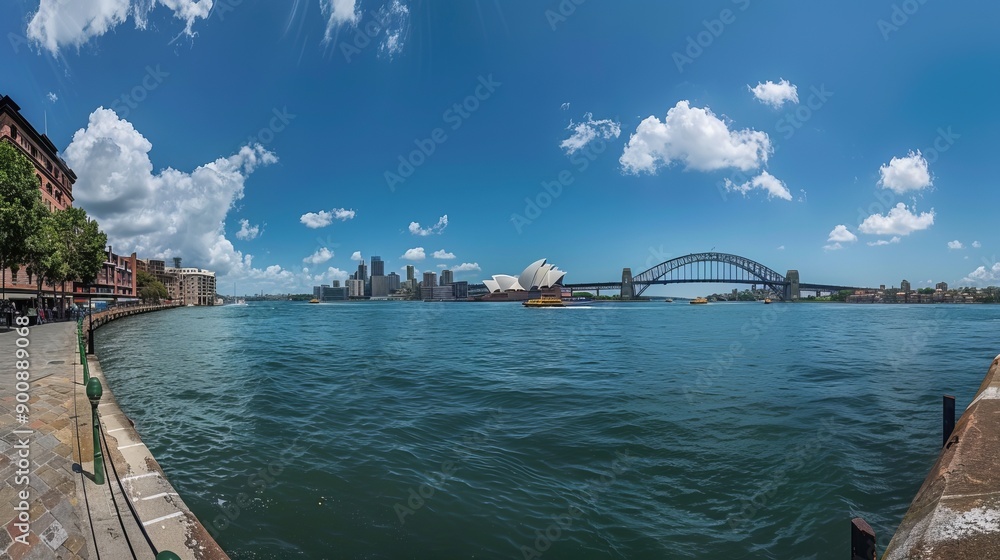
xmin=1 ymin=314 xmax=227 ymax=559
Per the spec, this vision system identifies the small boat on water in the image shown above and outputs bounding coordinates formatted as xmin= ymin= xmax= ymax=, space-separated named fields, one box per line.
xmin=308 ymin=298 xmax=320 ymax=304
xmin=523 ymin=297 xmax=565 ymax=307
xmin=690 ymin=297 xmax=708 ymax=305
xmin=763 ymin=298 xmax=772 ymax=304
xmin=664 ymin=298 xmax=673 ymax=303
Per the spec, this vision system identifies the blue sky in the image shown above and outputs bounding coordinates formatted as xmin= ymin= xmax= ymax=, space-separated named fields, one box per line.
xmin=3 ymin=0 xmax=1000 ymax=296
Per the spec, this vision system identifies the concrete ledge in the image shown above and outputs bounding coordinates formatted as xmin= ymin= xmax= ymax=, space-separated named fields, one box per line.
xmin=883 ymin=354 xmax=1000 ymax=559
xmin=87 ymin=354 xmax=229 ymax=560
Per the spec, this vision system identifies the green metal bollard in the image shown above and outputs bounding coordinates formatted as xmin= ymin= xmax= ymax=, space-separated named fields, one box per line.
xmin=83 ymin=358 xmax=90 ymax=385
xmin=86 ymin=378 xmax=105 ymax=485
xmin=156 ymin=552 xmax=182 ymax=560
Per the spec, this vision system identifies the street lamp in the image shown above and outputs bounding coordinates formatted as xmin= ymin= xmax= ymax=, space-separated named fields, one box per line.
xmin=86 ymin=377 xmax=105 ymax=485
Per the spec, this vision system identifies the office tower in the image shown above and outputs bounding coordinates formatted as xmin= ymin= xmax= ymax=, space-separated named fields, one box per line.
xmin=387 ymin=272 xmax=400 ymax=293
xmin=406 ymin=265 xmax=415 ymax=281
xmin=440 ymin=269 xmax=453 ymax=286
xmin=371 ymin=256 xmax=384 ymax=277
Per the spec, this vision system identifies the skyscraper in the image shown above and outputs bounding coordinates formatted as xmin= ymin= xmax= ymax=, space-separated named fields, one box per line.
xmin=357 ymin=261 xmax=367 ymax=283
xmin=387 ymin=272 xmax=400 ymax=292
xmin=440 ymin=269 xmax=453 ymax=286
xmin=371 ymin=255 xmax=384 ymax=277
xmin=406 ymin=265 xmax=415 ymax=281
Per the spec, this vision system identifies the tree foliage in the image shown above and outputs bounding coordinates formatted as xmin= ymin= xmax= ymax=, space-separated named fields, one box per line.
xmin=137 ymin=269 xmax=168 ymax=302
xmin=0 ymin=140 xmax=43 ymax=294
xmin=53 ymin=206 xmax=107 ymax=286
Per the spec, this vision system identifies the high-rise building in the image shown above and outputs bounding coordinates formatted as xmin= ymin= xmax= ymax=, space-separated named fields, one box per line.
xmin=371 ymin=276 xmax=389 ymax=298
xmin=357 ymin=262 xmax=367 ymax=283
xmin=371 ymin=256 xmax=384 ymax=277
xmin=331 ymin=280 xmax=341 ymax=288
xmin=387 ymin=272 xmax=401 ymax=293
xmin=406 ymin=265 xmax=415 ymax=281
xmin=936 ymin=282 xmax=948 ymax=291
xmin=440 ymin=269 xmax=454 ymax=286
xmin=901 ymin=279 xmax=911 ymax=293
xmin=452 ymin=281 xmax=469 ymax=299
xmin=421 ymin=272 xmax=438 ymax=300
xmin=348 ymin=279 xmax=365 ymax=297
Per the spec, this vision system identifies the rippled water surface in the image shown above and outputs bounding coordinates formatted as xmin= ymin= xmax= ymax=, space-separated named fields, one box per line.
xmin=94 ymin=301 xmax=1000 ymax=559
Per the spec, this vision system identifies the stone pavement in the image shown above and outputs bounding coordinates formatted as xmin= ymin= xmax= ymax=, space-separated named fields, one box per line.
xmin=1 ymin=320 xmax=227 ymax=559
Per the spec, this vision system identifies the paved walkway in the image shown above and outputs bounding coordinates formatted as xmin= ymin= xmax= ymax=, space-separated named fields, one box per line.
xmin=1 ymin=320 xmax=225 ymax=559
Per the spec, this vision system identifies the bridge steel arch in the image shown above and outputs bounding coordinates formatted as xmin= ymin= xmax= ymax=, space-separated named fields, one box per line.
xmin=631 ymin=252 xmax=788 ymax=299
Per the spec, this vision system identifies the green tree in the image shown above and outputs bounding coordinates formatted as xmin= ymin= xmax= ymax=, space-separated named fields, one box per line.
xmin=137 ymin=269 xmax=168 ymax=303
xmin=53 ymin=207 xmax=107 ymax=305
xmin=23 ymin=207 xmax=68 ymax=312
xmin=0 ymin=140 xmax=43 ymax=300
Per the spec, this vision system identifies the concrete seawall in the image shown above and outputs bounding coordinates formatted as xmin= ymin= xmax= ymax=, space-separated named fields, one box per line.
xmin=882 ymin=354 xmax=1000 ymax=559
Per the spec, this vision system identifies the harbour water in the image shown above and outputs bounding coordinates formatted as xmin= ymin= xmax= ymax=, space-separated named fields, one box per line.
xmin=93 ymin=301 xmax=1000 ymax=559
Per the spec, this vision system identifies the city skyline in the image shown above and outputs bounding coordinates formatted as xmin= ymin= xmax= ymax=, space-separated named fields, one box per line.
xmin=2 ymin=2 xmax=999 ymax=297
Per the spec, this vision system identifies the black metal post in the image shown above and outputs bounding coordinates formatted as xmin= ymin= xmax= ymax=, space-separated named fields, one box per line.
xmin=943 ymin=395 xmax=956 ymax=448
xmin=851 ymin=517 xmax=877 ymax=560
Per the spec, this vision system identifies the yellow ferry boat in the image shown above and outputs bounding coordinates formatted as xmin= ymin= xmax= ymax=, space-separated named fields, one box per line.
xmin=690 ymin=297 xmax=708 ymax=305
xmin=523 ymin=297 xmax=565 ymax=307
xmin=309 ymin=298 xmax=320 ymax=304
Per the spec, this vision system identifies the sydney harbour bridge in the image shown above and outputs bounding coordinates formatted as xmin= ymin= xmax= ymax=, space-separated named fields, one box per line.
xmin=531 ymin=252 xmax=863 ymax=301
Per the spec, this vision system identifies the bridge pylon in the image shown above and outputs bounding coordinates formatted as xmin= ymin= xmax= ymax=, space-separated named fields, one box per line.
xmin=621 ymin=268 xmax=634 ymax=300
xmin=784 ymin=269 xmax=800 ymax=301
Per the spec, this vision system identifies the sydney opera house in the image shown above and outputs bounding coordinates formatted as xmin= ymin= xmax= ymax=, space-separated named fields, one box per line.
xmin=479 ymin=258 xmax=567 ymax=301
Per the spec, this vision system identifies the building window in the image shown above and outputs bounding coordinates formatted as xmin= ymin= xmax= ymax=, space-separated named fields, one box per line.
xmin=46 ymin=183 xmax=53 ymax=195
xmin=10 ymin=126 xmax=17 ymax=139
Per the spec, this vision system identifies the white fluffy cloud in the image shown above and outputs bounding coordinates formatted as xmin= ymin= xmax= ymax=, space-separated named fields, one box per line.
xmin=332 ymin=208 xmax=356 ymax=220
xmin=723 ymin=171 xmax=791 ymax=201
xmin=409 ymin=215 xmax=448 ymax=236
xmin=27 ymin=0 xmax=211 ymax=55
xmin=300 ymin=207 xmax=355 ymax=228
xmin=748 ymin=79 xmax=799 ymax=108
xmin=401 ymin=247 xmax=426 ymax=261
xmin=235 ymin=219 xmax=260 ymax=240
xmin=433 ymin=250 xmax=456 ymax=259
xmin=304 ymin=247 xmax=334 ymax=264
xmin=858 ymin=203 xmax=935 ymax=236
xmin=300 ymin=211 xmax=334 ymax=229
xmin=66 ymin=107 xmax=276 ymax=279
xmin=326 ymin=267 xmax=350 ymax=282
xmin=320 ymin=0 xmax=359 ymax=41
xmin=973 ymin=241 xmax=982 ymax=248
xmin=963 ymin=263 xmax=1000 ymax=286
xmin=47 ymin=92 xmax=58 ymax=102
xmin=620 ymin=101 xmax=771 ymax=174
xmin=560 ymin=113 xmax=621 ymax=155
xmin=867 ymin=236 xmax=901 ymax=246
xmin=878 ymin=151 xmax=932 ymax=194
xmin=947 ymin=240 xmax=963 ymax=250
xmin=452 ymin=262 xmax=481 ymax=272
xmin=350 ymin=250 xmax=363 ymax=261
xmin=828 ymin=225 xmax=858 ymax=243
